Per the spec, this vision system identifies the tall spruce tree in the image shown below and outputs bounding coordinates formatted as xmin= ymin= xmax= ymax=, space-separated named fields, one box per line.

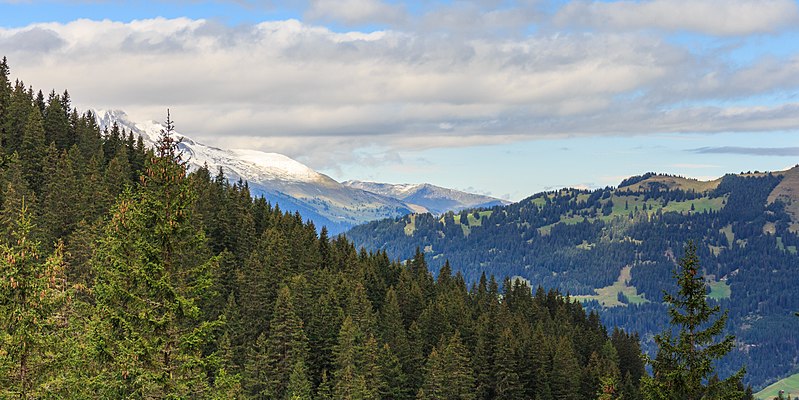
xmin=20 ymin=107 xmax=46 ymax=194
xmin=88 ymin=112 xmax=221 ymax=397
xmin=0 ymin=201 xmax=70 ymax=398
xmin=244 ymin=286 xmax=309 ymax=399
xmin=641 ymin=242 xmax=745 ymax=400
xmin=417 ymin=332 xmax=475 ymax=400
xmin=332 ymin=316 xmax=381 ymax=400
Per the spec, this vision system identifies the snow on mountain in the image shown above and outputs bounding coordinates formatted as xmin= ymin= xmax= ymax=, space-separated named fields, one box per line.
xmin=343 ymin=180 xmax=511 ymax=215
xmin=94 ymin=109 xmax=329 ymax=185
xmin=92 ymin=109 xmax=412 ymax=234
xmin=93 ymin=109 xmax=508 ymax=233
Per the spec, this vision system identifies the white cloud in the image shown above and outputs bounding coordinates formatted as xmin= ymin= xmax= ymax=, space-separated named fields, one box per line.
xmin=306 ymin=0 xmax=407 ymax=26
xmin=555 ymin=0 xmax=799 ymax=35
xmin=1 ymin=16 xmax=798 ymax=172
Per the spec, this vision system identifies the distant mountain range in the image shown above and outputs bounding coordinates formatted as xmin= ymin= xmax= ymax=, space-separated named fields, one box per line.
xmin=346 ymin=167 xmax=799 ymax=390
xmin=94 ymin=110 xmax=506 ymax=234
xmin=343 ymin=180 xmax=509 ymax=215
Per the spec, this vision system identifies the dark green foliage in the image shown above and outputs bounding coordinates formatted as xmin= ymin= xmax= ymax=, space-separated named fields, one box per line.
xmin=243 ymin=286 xmax=309 ymax=399
xmin=348 ymin=173 xmax=795 ymax=388
xmin=641 ymin=242 xmax=744 ymax=400
xmin=87 ymin=114 xmax=221 ymax=397
xmin=417 ymin=332 xmax=475 ymax=400
xmin=0 ymin=203 xmax=70 ymax=398
xmin=0 ymin=58 xmax=646 ymax=399
xmin=20 ymin=107 xmax=46 ymax=193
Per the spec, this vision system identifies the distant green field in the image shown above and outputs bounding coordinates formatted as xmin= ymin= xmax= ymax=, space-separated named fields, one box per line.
xmin=776 ymin=237 xmax=798 ymax=255
xmin=707 ymin=279 xmax=731 ymax=300
xmin=574 ymin=266 xmax=649 ymax=307
xmin=609 ymin=194 xmax=663 ymax=216
xmin=721 ymin=224 xmax=735 ymax=247
xmin=756 ymin=372 xmax=799 ymax=400
xmin=661 ymin=196 xmax=726 ymax=214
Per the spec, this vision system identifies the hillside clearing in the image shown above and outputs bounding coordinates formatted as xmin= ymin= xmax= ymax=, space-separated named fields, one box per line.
xmin=574 ymin=266 xmax=649 ymax=307
xmin=756 ymin=372 xmax=799 ymax=400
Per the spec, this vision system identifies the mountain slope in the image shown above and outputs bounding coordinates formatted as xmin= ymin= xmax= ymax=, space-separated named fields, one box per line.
xmin=768 ymin=165 xmax=799 ymax=231
xmin=94 ymin=110 xmax=414 ymax=234
xmin=345 ymin=170 xmax=799 ymax=389
xmin=343 ymin=180 xmax=509 ymax=214
xmin=95 ymin=110 xmax=506 ymax=234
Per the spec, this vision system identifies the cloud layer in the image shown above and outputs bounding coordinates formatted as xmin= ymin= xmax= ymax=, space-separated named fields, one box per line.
xmin=555 ymin=0 xmax=799 ymax=36
xmin=693 ymin=146 xmax=799 ymax=156
xmin=0 ymin=0 xmax=797 ymax=171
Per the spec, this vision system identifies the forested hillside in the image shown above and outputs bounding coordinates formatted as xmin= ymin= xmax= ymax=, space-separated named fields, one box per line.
xmin=347 ymin=171 xmax=799 ymax=389
xmin=0 ymin=58 xmax=653 ymax=398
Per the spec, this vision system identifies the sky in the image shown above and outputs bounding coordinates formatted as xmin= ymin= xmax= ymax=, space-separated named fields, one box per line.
xmin=1 ymin=0 xmax=799 ymax=201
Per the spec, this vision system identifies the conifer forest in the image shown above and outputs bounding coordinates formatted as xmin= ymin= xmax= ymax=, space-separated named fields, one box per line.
xmin=0 ymin=56 xmax=775 ymax=399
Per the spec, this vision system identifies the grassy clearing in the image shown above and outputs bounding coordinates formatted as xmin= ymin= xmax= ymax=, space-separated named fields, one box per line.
xmin=721 ymin=225 xmax=734 ymax=247
xmin=450 ymin=210 xmax=494 ymax=237
xmin=756 ymin=372 xmax=799 ymax=400
xmin=661 ymin=196 xmax=726 ymax=214
xmin=776 ymin=237 xmax=798 ymax=255
xmin=706 ymin=279 xmax=731 ymax=300
xmin=620 ymin=175 xmax=722 ymax=193
xmin=574 ymin=266 xmax=649 ymax=307
xmin=404 ymin=214 xmax=416 ymax=236
xmin=465 ymin=210 xmax=492 ymax=227
xmin=708 ymin=245 xmax=724 ymax=256
xmin=609 ymin=195 xmax=663 ymax=216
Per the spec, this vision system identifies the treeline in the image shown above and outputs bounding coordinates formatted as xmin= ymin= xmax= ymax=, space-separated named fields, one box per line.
xmin=0 ymin=58 xmax=648 ymax=398
xmin=347 ymin=166 xmax=799 ymax=388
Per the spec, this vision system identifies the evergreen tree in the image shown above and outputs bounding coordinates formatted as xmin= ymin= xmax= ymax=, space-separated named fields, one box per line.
xmin=417 ymin=332 xmax=475 ymax=400
xmin=246 ymin=286 xmax=309 ymax=399
xmin=286 ymin=359 xmax=313 ymax=400
xmin=332 ymin=316 xmax=380 ymax=400
xmin=20 ymin=107 xmax=46 ymax=193
xmin=495 ymin=327 xmax=525 ymax=400
xmin=641 ymin=242 xmax=745 ymax=400
xmin=416 ymin=347 xmax=445 ymax=400
xmin=317 ymin=369 xmax=334 ymax=400
xmin=1 ymin=154 xmax=37 ymax=240
xmin=43 ymin=92 xmax=71 ymax=149
xmin=3 ymin=80 xmax=33 ymax=153
xmin=379 ymin=343 xmax=408 ymax=400
xmin=243 ymin=332 xmax=270 ymax=398
xmin=0 ymin=202 xmax=70 ymax=398
xmin=40 ymin=147 xmax=80 ymax=243
xmin=0 ymin=57 xmax=11 ymax=137
xmin=88 ymin=112 xmax=219 ymax=397
xmin=550 ymin=336 xmax=580 ymax=400
xmin=306 ymin=286 xmax=343 ymax=387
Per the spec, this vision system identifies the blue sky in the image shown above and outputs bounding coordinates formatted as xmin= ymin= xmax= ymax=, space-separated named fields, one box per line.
xmin=2 ymin=0 xmax=799 ymax=200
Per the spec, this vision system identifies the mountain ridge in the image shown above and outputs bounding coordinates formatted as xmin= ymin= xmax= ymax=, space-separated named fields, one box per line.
xmin=93 ymin=109 xmax=504 ymax=234
xmin=345 ymin=167 xmax=799 ymax=389
xmin=343 ymin=180 xmax=510 ymax=215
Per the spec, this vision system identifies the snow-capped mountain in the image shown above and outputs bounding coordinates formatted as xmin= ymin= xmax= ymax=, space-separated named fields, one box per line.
xmin=94 ymin=109 xmax=413 ymax=234
xmin=93 ymin=109 xmax=508 ymax=233
xmin=343 ymin=180 xmax=509 ymax=215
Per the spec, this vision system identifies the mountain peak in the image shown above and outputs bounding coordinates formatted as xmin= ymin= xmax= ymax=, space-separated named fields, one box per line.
xmin=92 ymin=108 xmax=328 ymax=185
xmin=93 ymin=109 xmax=507 ymax=233
xmin=344 ymin=180 xmax=510 ymax=215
